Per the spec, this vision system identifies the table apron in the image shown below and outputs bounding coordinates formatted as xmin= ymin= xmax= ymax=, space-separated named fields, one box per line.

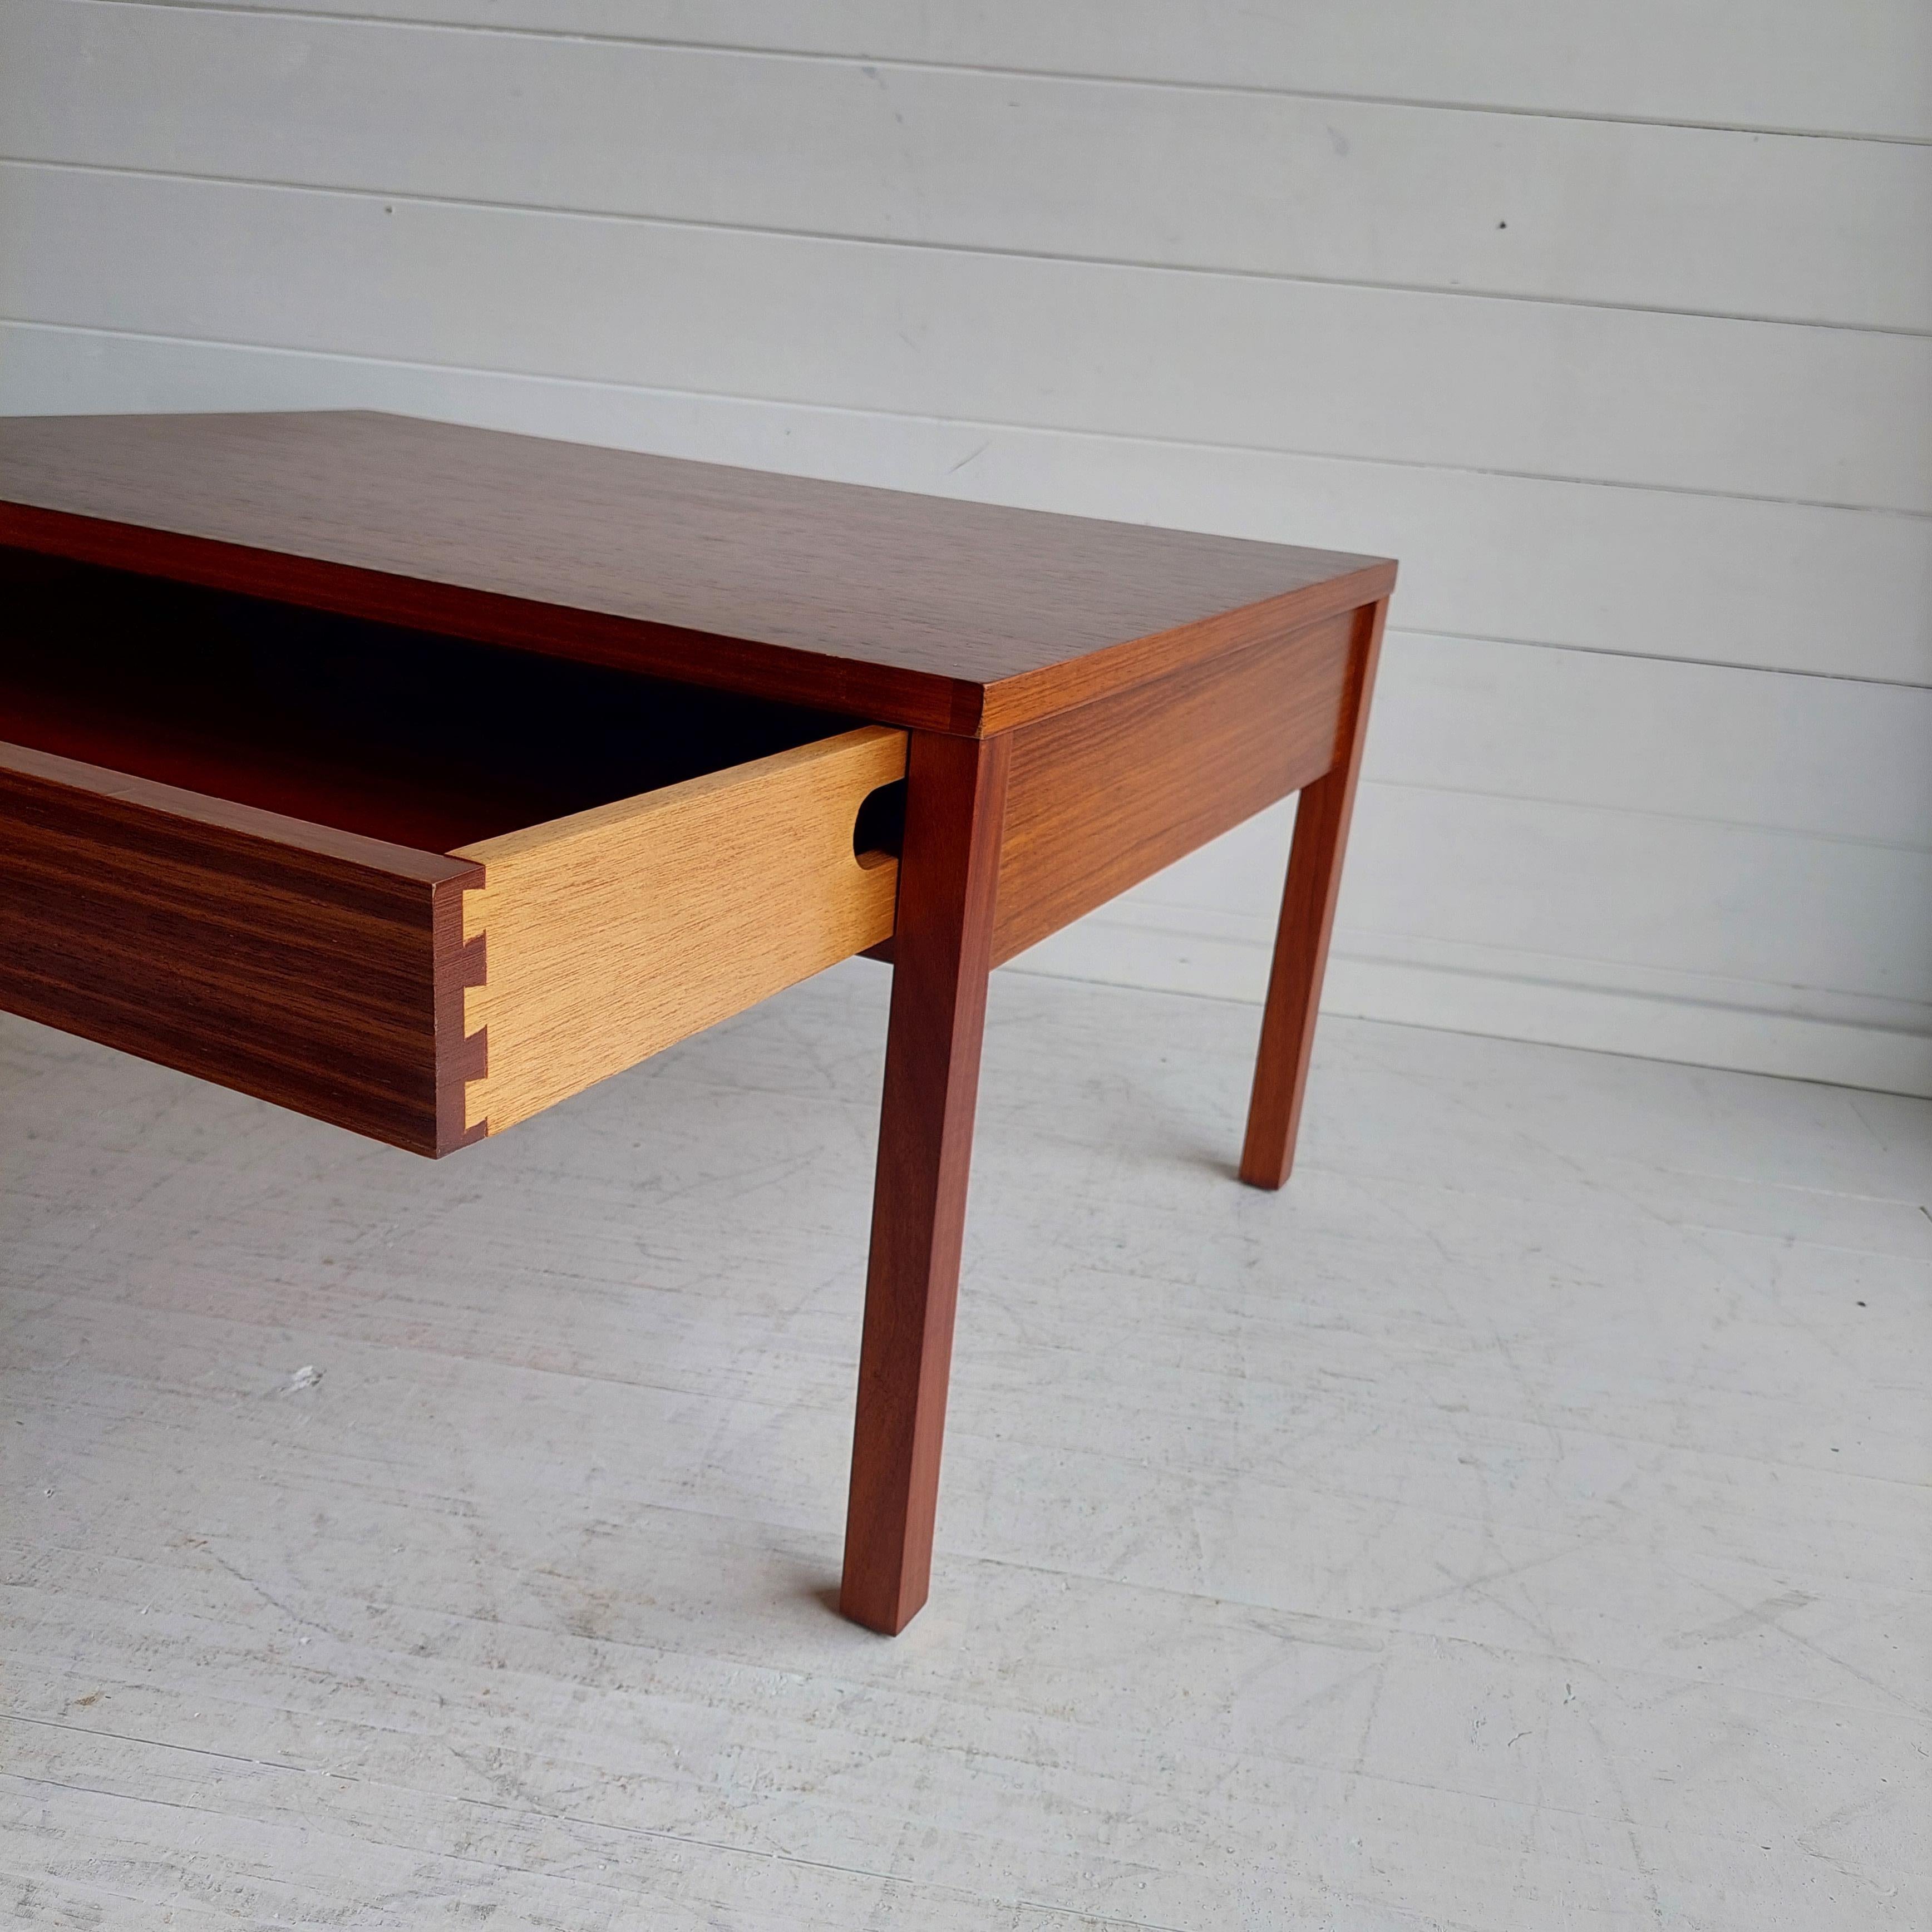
xmin=989 ymin=605 xmax=1362 ymax=965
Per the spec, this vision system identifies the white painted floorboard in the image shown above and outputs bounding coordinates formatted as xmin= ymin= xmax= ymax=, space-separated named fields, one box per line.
xmin=2 ymin=963 xmax=1926 ymax=1929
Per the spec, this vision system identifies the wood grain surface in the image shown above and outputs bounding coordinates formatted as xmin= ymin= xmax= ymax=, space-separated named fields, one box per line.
xmin=0 ymin=411 xmax=1393 ymax=736
xmin=992 ymin=612 xmax=1357 ymax=965
xmin=0 ymin=738 xmax=482 ymax=1156
xmin=841 ymin=730 xmax=1009 ymax=1635
xmin=454 ymin=727 xmax=906 ymax=1136
xmin=1241 ymin=598 xmax=1391 ymax=1189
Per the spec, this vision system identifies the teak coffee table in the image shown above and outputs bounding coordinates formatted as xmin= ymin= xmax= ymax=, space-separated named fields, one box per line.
xmin=0 ymin=410 xmax=1394 ymax=1634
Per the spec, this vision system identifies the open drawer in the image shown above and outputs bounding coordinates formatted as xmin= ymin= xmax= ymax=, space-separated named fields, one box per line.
xmin=0 ymin=554 xmax=906 ymax=1155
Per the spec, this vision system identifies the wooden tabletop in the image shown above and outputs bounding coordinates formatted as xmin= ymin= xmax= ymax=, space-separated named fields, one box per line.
xmin=0 ymin=410 xmax=1393 ymax=735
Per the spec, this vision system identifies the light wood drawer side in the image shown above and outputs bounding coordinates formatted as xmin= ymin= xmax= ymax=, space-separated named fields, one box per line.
xmin=455 ymin=725 xmax=906 ymax=1136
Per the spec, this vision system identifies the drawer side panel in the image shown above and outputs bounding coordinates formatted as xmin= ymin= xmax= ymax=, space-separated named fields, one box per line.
xmin=0 ymin=756 xmax=475 ymax=1155
xmin=457 ymin=727 xmax=906 ymax=1136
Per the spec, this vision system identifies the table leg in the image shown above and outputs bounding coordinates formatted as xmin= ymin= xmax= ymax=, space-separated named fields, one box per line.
xmin=1240 ymin=597 xmax=1389 ymax=1190
xmin=839 ymin=729 xmax=1010 ymax=1634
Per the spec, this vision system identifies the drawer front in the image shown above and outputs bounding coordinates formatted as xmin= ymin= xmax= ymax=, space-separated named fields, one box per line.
xmin=454 ymin=726 xmax=906 ymax=1137
xmin=0 ymin=741 xmax=484 ymax=1155
xmin=0 ymin=727 xmax=906 ymax=1154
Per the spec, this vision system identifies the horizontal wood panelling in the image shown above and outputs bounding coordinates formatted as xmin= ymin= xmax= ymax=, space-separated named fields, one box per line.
xmin=6 ymin=164 xmax=1926 ymax=513
xmin=1016 ymin=896 xmax=1932 ymax=1097
xmin=1117 ymin=733 xmax=1932 ymax=1007
xmin=1087 ymin=654 xmax=1932 ymax=964
xmin=1306 ymin=788 xmax=1932 ymax=1011
xmin=5 ymin=325 xmax=1921 ymax=689
xmin=127 ymin=0 xmax=1932 ymax=140
xmin=1347 ymin=783 xmax=1932 ymax=1005
xmin=993 ymin=615 xmax=1354 ymax=964
xmin=1366 ymin=635 xmax=1932 ymax=847
xmin=11 ymin=1 xmax=1928 ymax=331
xmin=1014 ymin=789 xmax=1932 ymax=1088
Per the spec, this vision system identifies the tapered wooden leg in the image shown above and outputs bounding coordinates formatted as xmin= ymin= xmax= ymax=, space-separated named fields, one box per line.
xmin=840 ymin=729 xmax=1010 ymax=1634
xmin=1240 ymin=597 xmax=1389 ymax=1190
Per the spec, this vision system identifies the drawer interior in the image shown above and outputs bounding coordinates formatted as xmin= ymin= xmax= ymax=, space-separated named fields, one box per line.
xmin=0 ymin=549 xmax=899 ymax=854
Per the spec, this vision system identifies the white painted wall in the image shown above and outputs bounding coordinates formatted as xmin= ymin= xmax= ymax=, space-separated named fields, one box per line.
xmin=3 ymin=0 xmax=1928 ymax=1093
